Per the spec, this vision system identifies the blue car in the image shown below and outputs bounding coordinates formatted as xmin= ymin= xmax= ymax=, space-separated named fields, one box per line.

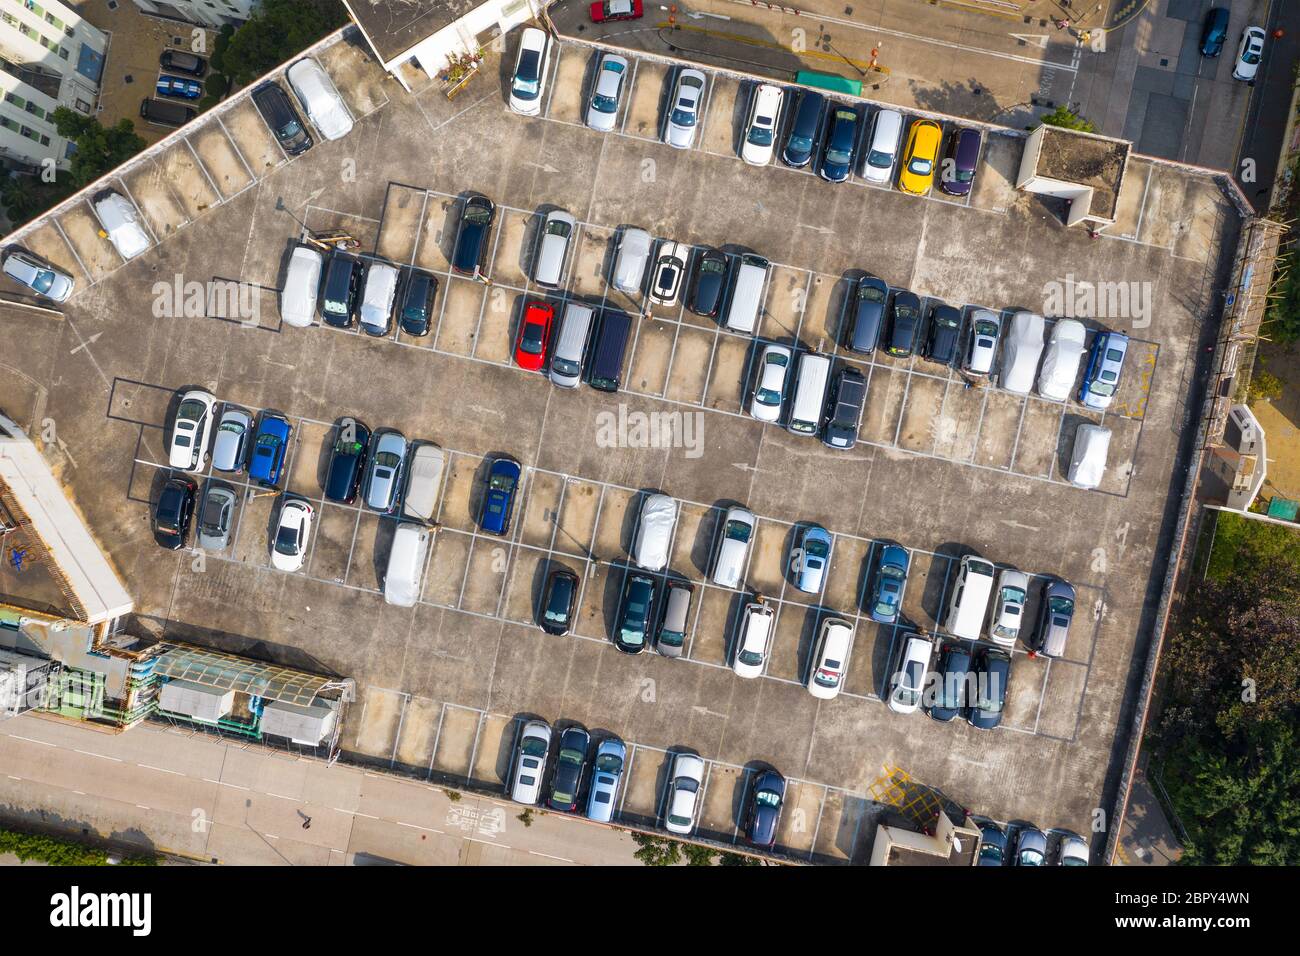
xmin=819 ymin=106 xmax=858 ymax=182
xmin=157 ymin=74 xmax=202 ymax=99
xmin=791 ymin=524 xmax=831 ymax=594
xmin=585 ymin=737 xmax=626 ymax=823
xmin=248 ymin=413 xmax=291 ymax=487
xmin=1078 ymin=331 xmax=1129 ymax=411
xmin=869 ymin=544 xmax=909 ymax=623
xmin=480 ymin=457 xmax=521 ymax=535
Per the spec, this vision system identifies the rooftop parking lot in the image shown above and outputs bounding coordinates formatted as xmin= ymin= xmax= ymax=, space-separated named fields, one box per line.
xmin=0 ymin=27 xmax=1240 ymax=863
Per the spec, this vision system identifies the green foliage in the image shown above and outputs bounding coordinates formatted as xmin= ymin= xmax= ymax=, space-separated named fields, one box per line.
xmin=682 ymin=844 xmax=716 ymax=866
xmin=205 ymin=72 xmax=232 ymax=101
xmin=1039 ymin=105 xmax=1097 ymax=133
xmin=217 ymin=0 xmax=348 ymax=88
xmin=1265 ymin=246 xmax=1300 ymax=343
xmin=1248 ymin=367 xmax=1284 ymax=403
xmin=516 ymin=809 xmax=534 ymax=828
xmin=51 ymin=107 xmax=146 ymax=189
xmin=631 ymin=833 xmax=680 ymax=866
xmin=1201 ymin=510 xmax=1300 ymax=584
xmin=0 ymin=827 xmax=157 ymax=866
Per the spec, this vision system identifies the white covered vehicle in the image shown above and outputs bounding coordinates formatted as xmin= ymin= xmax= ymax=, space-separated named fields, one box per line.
xmin=358 ymin=262 xmax=399 ymax=336
xmin=287 ymin=57 xmax=354 ymax=141
xmin=1000 ymin=310 xmax=1045 ymax=395
xmin=632 ymin=493 xmax=677 ymax=571
xmin=1068 ymin=423 xmax=1111 ymax=489
xmin=280 ymin=244 xmax=322 ymax=328
xmin=1037 ymin=318 xmax=1087 ymax=401
xmin=93 ymin=191 xmax=150 ymax=260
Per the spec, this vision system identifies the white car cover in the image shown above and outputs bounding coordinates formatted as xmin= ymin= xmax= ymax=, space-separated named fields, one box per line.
xmin=287 ymin=58 xmax=354 ymax=141
xmin=359 ymin=263 xmax=399 ymax=331
xmin=94 ymin=193 xmax=150 ymax=260
xmin=1068 ymin=424 xmax=1111 ymax=489
xmin=1037 ymin=318 xmax=1087 ymax=401
xmin=632 ymin=494 xmax=677 ymax=571
xmin=1000 ymin=311 xmax=1045 ymax=395
xmin=281 ymin=245 xmax=322 ymax=328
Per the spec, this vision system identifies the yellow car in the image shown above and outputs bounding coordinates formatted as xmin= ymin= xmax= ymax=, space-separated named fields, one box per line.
xmin=898 ymin=120 xmax=942 ymax=196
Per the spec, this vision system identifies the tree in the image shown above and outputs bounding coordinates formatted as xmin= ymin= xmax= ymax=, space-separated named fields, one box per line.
xmin=631 ymin=833 xmax=681 ymax=866
xmin=217 ymin=0 xmax=349 ymax=88
xmin=51 ymin=108 xmax=145 ymax=189
xmin=1039 ymin=105 xmax=1097 ymax=134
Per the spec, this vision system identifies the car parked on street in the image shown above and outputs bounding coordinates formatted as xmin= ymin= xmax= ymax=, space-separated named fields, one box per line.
xmin=362 ymin=428 xmax=407 ymax=513
xmin=1200 ymin=7 xmax=1230 ymax=57
xmin=663 ymin=752 xmax=705 ymax=835
xmin=509 ymin=720 xmax=552 ymax=805
xmin=271 ymin=496 xmax=314 ymax=572
xmin=1232 ymin=26 xmax=1266 ymax=83
xmin=324 ymin=417 xmax=370 ymax=504
xmin=744 ymin=769 xmax=786 ymax=848
xmin=480 ymin=456 xmax=521 ymax=535
xmin=590 ymin=0 xmax=642 ymax=22
xmin=152 ymin=476 xmax=196 ymax=550
xmin=547 ymin=725 xmax=590 ymax=812
xmin=663 ymin=68 xmax=706 ymax=149
xmin=586 ymin=53 xmax=628 ymax=131
xmin=509 ymin=27 xmax=551 ymax=115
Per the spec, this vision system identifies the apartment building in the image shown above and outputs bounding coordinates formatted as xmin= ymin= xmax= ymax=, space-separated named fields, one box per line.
xmin=132 ymin=0 xmax=253 ymax=30
xmin=0 ymin=0 xmax=106 ymax=172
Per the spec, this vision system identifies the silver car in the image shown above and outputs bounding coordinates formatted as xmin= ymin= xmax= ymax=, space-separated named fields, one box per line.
xmin=1014 ymin=827 xmax=1048 ymax=866
xmin=2 ymin=248 xmax=74 ymax=302
xmin=585 ymin=737 xmax=627 ymax=823
xmin=211 ymin=406 xmax=252 ymax=473
xmin=612 ymin=227 xmax=652 ymax=294
xmin=510 ymin=719 xmax=552 ymax=805
xmin=586 ymin=53 xmax=628 ymax=132
xmin=533 ymin=209 xmax=575 ymax=288
xmin=663 ymin=69 xmax=706 ymax=149
xmin=196 ymin=481 xmax=236 ymax=551
xmin=362 ymin=429 xmax=407 ymax=512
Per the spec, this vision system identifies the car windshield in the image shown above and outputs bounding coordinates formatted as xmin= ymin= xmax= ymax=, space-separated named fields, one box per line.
xmin=747 ymin=122 xmax=774 ymax=147
xmin=490 ymin=470 xmax=517 ymax=492
xmin=1244 ymin=47 xmax=1261 ymax=64
xmin=659 ymin=627 xmax=684 ymax=647
xmin=333 ymin=438 xmax=363 ymax=457
xmin=974 ymin=319 xmax=998 ymax=337
xmin=979 ymin=843 xmax=1003 ymax=863
xmin=1002 ymin=586 xmax=1025 ymax=607
xmin=1019 ymin=849 xmax=1044 ymax=866
xmin=31 ymin=268 xmax=54 ymax=294
xmin=464 ymin=204 xmax=491 ymax=225
xmin=521 ymin=735 xmax=547 ymax=757
xmin=544 ymin=579 xmax=572 ymax=621
xmin=671 ymin=107 xmax=696 ymax=127
xmin=177 ymin=400 xmax=205 ymax=421
xmin=1049 ymin=596 xmax=1074 ymax=616
xmin=873 ymin=596 xmax=897 ymax=617
xmin=724 ymin=519 xmax=752 ymax=542
xmin=804 ymin=536 xmax=830 ymax=559
xmin=859 ymin=284 xmax=886 ymax=302
xmin=374 ymin=451 xmax=401 ymax=469
xmin=908 ymin=155 xmax=933 ymax=175
xmin=513 ymin=51 xmax=540 ymax=96
xmin=739 ymin=647 xmax=764 ymax=666
xmin=595 ymin=753 xmax=623 ymax=773
xmin=756 ymin=385 xmax=782 ymax=406
xmin=867 ymin=149 xmax=893 ymax=168
xmin=545 ymin=219 xmax=571 ymax=239
xmin=219 ymin=421 xmax=245 ymax=436
xmin=937 ymin=667 xmax=969 ymax=709
xmin=593 ymin=93 xmax=618 ymax=113
xmin=788 ymin=133 xmax=813 ymax=153
xmin=520 ymin=321 xmax=545 ymax=353
xmin=552 ymin=357 xmax=579 ymax=377
xmin=1089 ymin=379 xmax=1115 ymax=397
xmin=1060 ymin=853 xmax=1088 ymax=867
xmin=700 ymin=257 xmax=726 ymax=275
xmin=256 ymin=433 xmax=281 ymax=450
xmin=755 ymin=790 xmax=781 ymax=807
xmin=273 ymin=524 xmax=299 ymax=555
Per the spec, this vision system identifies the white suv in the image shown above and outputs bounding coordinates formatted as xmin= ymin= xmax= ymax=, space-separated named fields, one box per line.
xmin=663 ymin=752 xmax=705 ymax=835
xmin=732 ymin=600 xmax=774 ymax=678
xmin=509 ymin=720 xmax=552 ymax=805
xmin=888 ymin=632 xmax=934 ymax=715
xmin=740 ymin=84 xmax=783 ymax=165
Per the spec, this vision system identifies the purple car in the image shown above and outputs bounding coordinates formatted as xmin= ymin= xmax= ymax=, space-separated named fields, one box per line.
xmin=940 ymin=127 xmax=981 ymax=197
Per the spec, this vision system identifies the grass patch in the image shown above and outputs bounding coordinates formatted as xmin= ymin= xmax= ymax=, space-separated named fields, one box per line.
xmin=1201 ymin=510 xmax=1300 ymax=582
xmin=0 ymin=826 xmax=158 ymax=866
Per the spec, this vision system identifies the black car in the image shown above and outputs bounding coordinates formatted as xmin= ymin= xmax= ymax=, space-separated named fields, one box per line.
xmin=845 ymin=274 xmax=888 ymax=354
xmin=968 ymin=646 xmax=1011 ymax=730
xmin=927 ymin=641 xmax=973 ymax=722
xmin=324 ymin=417 xmax=371 ymax=503
xmin=782 ymin=89 xmax=824 ymax=168
xmin=321 ymin=253 xmax=362 ymax=328
xmin=452 ymin=194 xmax=495 ymax=275
xmin=1200 ymin=7 xmax=1230 ymax=57
xmin=923 ymin=304 xmax=962 ymax=366
xmin=153 ymin=476 xmax=197 ymax=550
xmin=547 ymin=725 xmax=590 ymax=812
xmin=688 ymin=247 xmax=728 ymax=317
xmin=885 ymin=290 xmax=922 ymax=358
xmin=977 ymin=822 xmax=1008 ymax=866
xmin=398 ymin=269 xmax=439 ymax=336
xmin=818 ymin=106 xmax=858 ymax=182
xmin=539 ymin=566 xmax=579 ymax=636
xmin=744 ymin=769 xmax=786 ymax=848
xmin=821 ymin=367 xmax=866 ymax=450
xmin=160 ymin=50 xmax=207 ymax=78
xmin=614 ymin=571 xmax=657 ymax=654
xmin=251 ymin=81 xmax=312 ymax=155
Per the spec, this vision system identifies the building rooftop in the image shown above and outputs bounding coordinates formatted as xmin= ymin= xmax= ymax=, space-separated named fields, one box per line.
xmin=1034 ymin=125 xmax=1129 ymax=222
xmin=342 ymin=0 xmax=483 ymax=64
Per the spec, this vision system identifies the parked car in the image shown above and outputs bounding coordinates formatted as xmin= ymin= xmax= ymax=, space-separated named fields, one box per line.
xmin=664 ymin=69 xmax=706 ymax=149
xmin=533 ymin=209 xmax=575 ymax=288
xmin=732 ymin=600 xmax=775 ymax=678
xmin=818 ymin=106 xmax=858 ymax=182
xmin=655 ymin=580 xmax=694 ymax=658
xmin=989 ymin=568 xmax=1029 ymax=647
xmin=249 ymin=413 xmax=291 ymax=487
xmin=1232 ymin=26 xmax=1266 ymax=83
xmin=1079 ymin=331 xmax=1129 ymax=410
xmin=196 ymin=480 xmax=236 ymax=551
xmin=648 ymin=241 xmax=689 ymax=308
xmin=586 ymin=53 xmax=629 ymax=132
xmin=888 ymin=632 xmax=934 ymax=715
xmin=480 ymin=456 xmax=521 ymax=535
xmin=152 ymin=476 xmax=196 ymax=550
xmin=586 ymin=737 xmax=627 ymax=823
xmin=807 ymin=617 xmax=854 ymax=701
xmin=168 ymin=389 xmax=215 ymax=472
xmin=781 ymin=89 xmax=824 ymax=168
xmin=362 ymin=428 xmax=408 ymax=513
xmin=358 ymin=261 xmax=399 ymax=336
xmin=280 ymin=243 xmax=322 ymax=328
xmin=1200 ymin=7 xmax=1230 ymax=57
xmin=452 ymin=194 xmax=495 ymax=276
xmin=93 ymin=191 xmax=150 ymax=260
xmin=156 ymin=75 xmax=201 ymax=99
xmin=1037 ymin=318 xmax=1087 ymax=400
xmin=539 ymin=566 xmax=579 ymax=636
xmin=898 ymin=120 xmax=942 ymax=195
xmin=614 ymin=571 xmax=657 ymax=654
xmin=924 ymin=304 xmax=962 ymax=366
xmin=251 ymin=81 xmax=312 ymax=155
xmin=514 ymin=300 xmax=555 ymax=371
xmin=688 ymin=246 xmax=729 ymax=317
xmin=397 ymin=269 xmax=438 ymax=336
xmin=860 ymin=108 xmax=903 ymax=184
xmin=612 ymin=227 xmax=652 ymax=294
xmin=632 ymin=493 xmax=677 ymax=572
xmin=744 ymin=769 xmax=786 ymax=848
xmin=1068 ymin=423 xmax=1111 ymax=490
xmin=509 ymin=27 xmax=551 ymax=115
xmin=977 ymin=823 xmax=1008 ymax=866
xmin=1015 ymin=827 xmax=1048 ymax=866
xmin=663 ymin=752 xmax=705 ymax=835
xmin=1 ymin=248 xmax=74 ymax=302
xmin=927 ymin=641 xmax=972 ymax=722
xmin=509 ymin=720 xmax=552 ymax=805
xmin=963 ymin=308 xmax=1001 ymax=375
xmin=547 ymin=726 xmax=590 ymax=812
xmin=869 ymin=544 xmax=909 ymax=624
xmin=286 ymin=57 xmax=353 ymax=141
xmin=968 ymin=645 xmax=1011 ymax=730
xmin=324 ymin=417 xmax=371 ymax=504
xmin=749 ymin=343 xmax=791 ymax=422
xmin=791 ymin=524 xmax=831 ymax=594
xmin=711 ymin=506 xmax=755 ymax=588
xmin=590 ymin=0 xmax=642 ymax=21
xmin=741 ymin=83 xmax=783 ymax=165
xmin=320 ymin=252 xmax=362 ymax=328
xmin=844 ymin=274 xmax=888 ymax=353
xmin=211 ymin=406 xmax=252 ymax=473
xmin=939 ymin=126 xmax=981 ymax=197
xmin=885 ymin=290 xmax=922 ymax=357
xmin=822 ymin=367 xmax=866 ymax=449
xmin=1033 ymin=578 xmax=1076 ymax=658
xmin=271 ymin=496 xmax=314 ymax=572
xmin=1000 ymin=310 xmax=1045 ymax=394
xmin=1058 ymin=833 xmax=1090 ymax=866
xmin=159 ymin=50 xmax=206 ymax=77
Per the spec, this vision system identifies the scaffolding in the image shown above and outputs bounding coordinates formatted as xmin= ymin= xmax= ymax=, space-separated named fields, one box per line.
xmin=868 ymin=765 xmax=946 ymax=835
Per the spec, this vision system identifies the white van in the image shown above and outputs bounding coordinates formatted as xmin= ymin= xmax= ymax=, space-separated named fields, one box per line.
xmin=943 ymin=555 xmax=996 ymax=640
xmin=632 ymin=493 xmax=677 ymax=571
xmin=384 ymin=522 xmax=432 ymax=607
xmin=788 ymin=352 xmax=831 ymax=437
xmin=281 ymin=243 xmax=322 ymax=328
xmin=861 ymin=109 xmax=904 ymax=184
xmin=549 ymin=302 xmax=594 ymax=388
xmin=724 ymin=253 xmax=769 ymax=334
xmin=732 ymin=600 xmax=775 ymax=678
xmin=401 ymin=441 xmax=446 ymax=522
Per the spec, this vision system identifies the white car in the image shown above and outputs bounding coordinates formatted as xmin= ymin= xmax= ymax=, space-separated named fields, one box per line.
xmin=740 ymin=83 xmax=783 ymax=165
xmin=663 ymin=752 xmax=705 ymax=835
xmin=663 ymin=68 xmax=706 ymax=149
xmin=508 ymin=27 xmax=550 ymax=116
xmin=1037 ymin=318 xmax=1087 ymax=401
xmin=963 ymin=308 xmax=1001 ymax=376
xmin=807 ymin=617 xmax=854 ymax=700
xmin=93 ymin=191 xmax=150 ymax=260
xmin=750 ymin=344 xmax=791 ymax=422
xmin=999 ymin=310 xmax=1045 ymax=394
xmin=168 ymin=389 xmax=215 ymax=472
xmin=612 ymin=227 xmax=652 ymax=294
xmin=1232 ymin=26 xmax=1265 ymax=83
xmin=586 ymin=53 xmax=628 ymax=132
xmin=359 ymin=262 xmax=399 ymax=336
xmin=509 ymin=719 xmax=552 ymax=805
xmin=888 ymin=632 xmax=933 ymax=715
xmin=631 ymin=493 xmax=677 ymax=571
xmin=280 ymin=244 xmax=322 ymax=328
xmin=1058 ymin=833 xmax=1089 ymax=866
xmin=988 ymin=568 xmax=1029 ymax=647
xmin=1068 ymin=423 xmax=1111 ymax=490
xmin=271 ymin=497 xmax=314 ymax=572
xmin=711 ymin=506 xmax=755 ymax=588
xmin=2 ymin=248 xmax=74 ymax=302
xmin=648 ymin=240 xmax=689 ymax=307
xmin=286 ymin=57 xmax=353 ymax=141
xmin=732 ymin=600 xmax=774 ymax=678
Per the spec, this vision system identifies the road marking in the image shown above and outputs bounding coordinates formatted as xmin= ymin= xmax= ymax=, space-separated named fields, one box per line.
xmin=137 ymin=763 xmax=184 ymax=775
xmin=528 ymin=850 xmax=575 ymax=862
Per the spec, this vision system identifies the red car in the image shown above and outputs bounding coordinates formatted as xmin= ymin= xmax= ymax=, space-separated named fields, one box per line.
xmin=514 ymin=300 xmax=554 ymax=371
xmin=590 ymin=0 xmax=643 ymax=23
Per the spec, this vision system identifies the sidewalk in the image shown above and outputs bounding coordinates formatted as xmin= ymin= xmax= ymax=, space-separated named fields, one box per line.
xmin=1114 ymin=764 xmax=1184 ymax=865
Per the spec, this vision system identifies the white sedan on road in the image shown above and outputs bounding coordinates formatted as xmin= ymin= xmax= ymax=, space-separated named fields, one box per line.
xmin=1232 ymin=26 xmax=1266 ymax=83
xmin=271 ymin=497 xmax=314 ymax=572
